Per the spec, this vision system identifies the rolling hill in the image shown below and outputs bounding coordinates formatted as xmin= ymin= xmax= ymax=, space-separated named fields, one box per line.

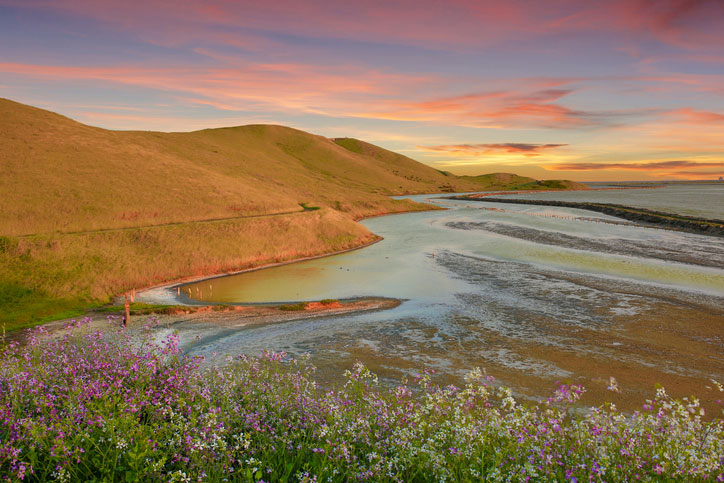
xmin=0 ymin=98 xmax=585 ymax=328
xmin=2 ymin=99 xmax=496 ymax=236
xmin=459 ymin=173 xmax=586 ymax=191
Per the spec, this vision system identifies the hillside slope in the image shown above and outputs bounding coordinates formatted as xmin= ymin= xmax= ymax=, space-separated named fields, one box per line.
xmin=0 ymin=98 xmax=584 ymax=328
xmin=1 ymin=99 xmax=497 ymax=236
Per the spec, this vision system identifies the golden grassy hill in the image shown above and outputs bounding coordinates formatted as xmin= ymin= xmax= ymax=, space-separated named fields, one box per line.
xmin=0 ymin=99 xmax=497 ymax=236
xmin=0 ymin=98 xmax=585 ymax=329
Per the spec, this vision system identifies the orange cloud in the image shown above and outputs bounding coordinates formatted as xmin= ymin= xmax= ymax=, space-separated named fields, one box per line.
xmin=672 ymin=171 xmax=724 ymax=179
xmin=668 ymin=108 xmax=724 ymax=124
xmin=551 ymin=160 xmax=724 ymax=171
xmin=420 ymin=143 xmax=568 ymax=157
xmin=372 ymin=87 xmax=593 ymax=129
xmin=0 ymin=61 xmax=635 ymax=131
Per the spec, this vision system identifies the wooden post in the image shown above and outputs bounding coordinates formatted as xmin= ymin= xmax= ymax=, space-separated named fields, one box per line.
xmin=124 ymin=294 xmax=130 ymax=328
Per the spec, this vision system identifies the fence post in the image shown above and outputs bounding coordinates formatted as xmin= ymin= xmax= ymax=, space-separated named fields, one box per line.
xmin=124 ymin=294 xmax=130 ymax=328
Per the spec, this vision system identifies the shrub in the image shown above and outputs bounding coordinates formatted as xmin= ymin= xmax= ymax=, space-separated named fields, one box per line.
xmin=278 ymin=302 xmax=308 ymax=311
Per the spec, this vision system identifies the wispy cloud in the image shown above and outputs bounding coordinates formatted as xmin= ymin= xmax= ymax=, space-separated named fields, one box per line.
xmin=0 ymin=61 xmax=433 ymax=119
xmin=372 ymin=86 xmax=593 ymax=129
xmin=551 ymin=160 xmax=724 ymax=171
xmin=668 ymin=108 xmax=724 ymax=124
xmin=420 ymin=143 xmax=568 ymax=157
xmin=5 ymin=0 xmax=723 ymax=52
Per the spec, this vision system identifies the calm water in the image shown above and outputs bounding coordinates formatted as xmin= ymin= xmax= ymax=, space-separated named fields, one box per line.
xmin=506 ymin=183 xmax=724 ymax=219
xmin=176 ymin=184 xmax=724 ymax=407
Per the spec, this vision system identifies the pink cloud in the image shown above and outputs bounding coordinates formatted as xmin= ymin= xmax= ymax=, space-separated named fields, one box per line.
xmin=0 ymin=61 xmax=434 ymax=117
xmin=619 ymin=0 xmax=724 ymax=50
xmin=373 ymin=86 xmax=596 ymax=129
xmin=3 ymin=0 xmax=721 ymax=52
xmin=0 ymin=61 xmax=608 ymax=129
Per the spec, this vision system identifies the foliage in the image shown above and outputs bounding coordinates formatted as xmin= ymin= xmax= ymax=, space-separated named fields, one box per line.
xmin=278 ymin=302 xmax=308 ymax=311
xmin=299 ymin=203 xmax=321 ymax=211
xmin=1 ymin=320 xmax=723 ymax=482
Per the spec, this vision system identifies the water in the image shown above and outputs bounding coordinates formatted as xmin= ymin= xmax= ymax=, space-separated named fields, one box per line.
xmin=504 ymin=183 xmax=724 ymax=219
xmin=176 ymin=185 xmax=724 ymax=408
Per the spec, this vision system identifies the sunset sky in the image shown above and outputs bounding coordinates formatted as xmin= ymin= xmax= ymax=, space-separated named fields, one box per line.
xmin=1 ymin=0 xmax=723 ymax=181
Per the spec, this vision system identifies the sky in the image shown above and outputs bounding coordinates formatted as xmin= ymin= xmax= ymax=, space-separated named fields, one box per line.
xmin=1 ymin=0 xmax=723 ymax=181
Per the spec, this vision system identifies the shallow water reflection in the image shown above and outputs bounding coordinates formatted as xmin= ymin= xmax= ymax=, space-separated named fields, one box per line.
xmin=181 ymin=187 xmax=724 ymax=409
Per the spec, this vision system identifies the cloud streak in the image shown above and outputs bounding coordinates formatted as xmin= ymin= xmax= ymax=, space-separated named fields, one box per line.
xmin=373 ymin=86 xmax=593 ymax=129
xmin=0 ymin=61 xmax=433 ymax=118
xmin=4 ymin=0 xmax=723 ymax=52
xmin=421 ymin=143 xmax=568 ymax=157
xmin=551 ymin=160 xmax=724 ymax=171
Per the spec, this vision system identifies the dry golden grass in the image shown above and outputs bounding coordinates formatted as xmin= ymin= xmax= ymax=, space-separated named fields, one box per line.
xmin=0 ymin=98 xmax=582 ymax=329
xmin=0 ymin=99 xmax=491 ymax=237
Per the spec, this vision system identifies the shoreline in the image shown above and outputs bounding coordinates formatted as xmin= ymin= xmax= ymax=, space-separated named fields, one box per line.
xmin=131 ymin=186 xmax=604 ymax=307
xmin=9 ymin=297 xmax=402 ymax=344
xmin=456 ymin=195 xmax=724 ymax=237
xmin=463 ymin=184 xmax=665 ymax=199
xmin=158 ymin=297 xmax=402 ymax=331
xmin=132 ymin=197 xmax=453 ymax=306
xmin=131 ymin=235 xmax=385 ymax=306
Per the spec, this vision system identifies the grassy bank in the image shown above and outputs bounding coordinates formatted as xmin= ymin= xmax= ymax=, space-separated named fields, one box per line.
xmin=1 ymin=322 xmax=722 ymax=481
xmin=0 ymin=208 xmax=395 ymax=330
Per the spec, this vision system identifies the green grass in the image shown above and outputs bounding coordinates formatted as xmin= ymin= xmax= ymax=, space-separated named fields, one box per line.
xmin=0 ymin=282 xmax=87 ymax=330
xmin=299 ymin=202 xmax=321 ymax=211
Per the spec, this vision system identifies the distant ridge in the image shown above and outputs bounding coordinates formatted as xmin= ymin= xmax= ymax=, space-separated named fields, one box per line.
xmin=460 ymin=172 xmax=587 ymax=191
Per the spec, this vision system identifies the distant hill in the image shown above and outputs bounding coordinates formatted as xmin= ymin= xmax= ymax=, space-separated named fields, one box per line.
xmin=460 ymin=173 xmax=588 ymax=191
xmin=0 ymin=98 xmax=585 ymax=328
